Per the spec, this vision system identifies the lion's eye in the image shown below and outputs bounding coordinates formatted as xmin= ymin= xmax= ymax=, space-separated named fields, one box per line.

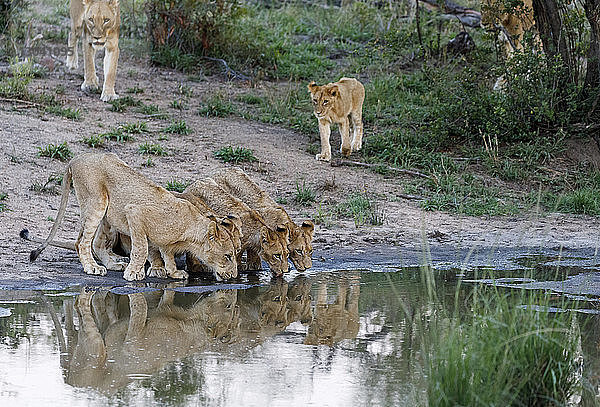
xmin=88 ymin=17 xmax=93 ymax=23
xmin=312 ymin=99 xmax=318 ymax=104
xmin=322 ymin=100 xmax=328 ymax=105
xmin=272 ymin=296 xmax=282 ymax=302
xmin=273 ymin=254 xmax=282 ymax=260
xmin=295 ymin=295 xmax=302 ymax=301
xmin=295 ymin=249 xmax=303 ymax=255
xmin=103 ymin=18 xmax=110 ymax=24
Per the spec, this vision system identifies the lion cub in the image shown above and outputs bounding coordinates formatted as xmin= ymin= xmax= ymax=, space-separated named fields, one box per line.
xmin=66 ymin=0 xmax=120 ymax=102
xmin=308 ymin=77 xmax=365 ymax=162
xmin=181 ymin=179 xmax=290 ymax=276
xmin=29 ymin=153 xmax=238 ymax=281
xmin=212 ymin=168 xmax=315 ymax=272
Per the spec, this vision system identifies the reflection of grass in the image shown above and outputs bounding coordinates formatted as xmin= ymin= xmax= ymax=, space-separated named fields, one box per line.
xmin=426 ymin=273 xmax=580 ymax=406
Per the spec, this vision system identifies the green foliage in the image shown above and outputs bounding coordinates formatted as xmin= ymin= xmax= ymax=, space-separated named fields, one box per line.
xmin=120 ymin=121 xmax=148 ymax=134
xmin=335 ymin=192 xmax=384 ymax=227
xmin=139 ymin=142 xmax=167 ymax=156
xmin=108 ymin=96 xmax=142 ymax=112
xmin=81 ymin=134 xmax=105 ymax=148
xmin=37 ymin=142 xmax=73 ymax=161
xmin=163 ymin=120 xmax=191 ymax=135
xmin=213 ymin=145 xmax=257 ymax=164
xmin=165 ymin=179 xmax=191 ymax=193
xmin=102 ymin=128 xmax=133 ymax=142
xmin=428 ymin=288 xmax=580 ymax=407
xmin=294 ymin=179 xmax=315 ymax=206
xmin=126 ymin=86 xmax=144 ymax=94
xmin=0 ymin=192 xmax=7 ymax=212
xmin=198 ymin=94 xmax=236 ymax=117
xmin=44 ymin=105 xmax=81 ymax=119
xmin=30 ymin=173 xmax=63 ymax=195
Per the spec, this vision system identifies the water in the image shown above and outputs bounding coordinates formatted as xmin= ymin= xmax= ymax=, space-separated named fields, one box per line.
xmin=1 ymin=261 xmax=600 ymax=407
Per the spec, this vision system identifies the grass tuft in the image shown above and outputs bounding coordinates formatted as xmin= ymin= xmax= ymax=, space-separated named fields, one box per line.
xmin=81 ymin=134 xmax=105 ymax=148
xmin=37 ymin=142 xmax=73 ymax=161
xmin=163 ymin=120 xmax=191 ymax=135
xmin=294 ymin=180 xmax=315 ymax=206
xmin=139 ymin=142 xmax=168 ymax=156
xmin=165 ymin=179 xmax=192 ymax=193
xmin=336 ymin=192 xmax=384 ymax=227
xmin=213 ymin=146 xmax=258 ymax=164
xmin=0 ymin=192 xmax=7 ymax=212
xmin=108 ymin=96 xmax=142 ymax=112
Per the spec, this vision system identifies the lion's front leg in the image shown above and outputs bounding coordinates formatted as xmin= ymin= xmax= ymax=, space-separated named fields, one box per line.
xmin=66 ymin=0 xmax=83 ymax=69
xmin=123 ymin=207 xmax=148 ymax=281
xmin=76 ymin=205 xmax=108 ymax=277
xmin=100 ymin=41 xmax=119 ymax=102
xmin=81 ymin=34 xmax=99 ymax=93
xmin=92 ymin=219 xmax=128 ymax=271
xmin=339 ymin=118 xmax=351 ymax=157
xmin=316 ymin=119 xmax=332 ymax=162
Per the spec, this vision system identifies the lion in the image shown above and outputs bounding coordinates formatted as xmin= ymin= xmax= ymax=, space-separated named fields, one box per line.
xmin=29 ymin=153 xmax=238 ymax=281
xmin=180 ymin=178 xmax=290 ymax=276
xmin=66 ymin=0 xmax=120 ymax=102
xmin=307 ymin=77 xmax=365 ymax=162
xmin=212 ymin=168 xmax=315 ymax=272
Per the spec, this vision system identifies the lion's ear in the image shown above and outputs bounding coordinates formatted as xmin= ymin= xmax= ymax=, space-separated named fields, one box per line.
xmin=301 ymin=220 xmax=315 ymax=236
xmin=275 ymin=224 xmax=290 ymax=242
xmin=108 ymin=0 xmax=119 ymax=7
xmin=307 ymin=81 xmax=318 ymax=93
xmin=207 ymin=221 xmax=218 ymax=241
xmin=260 ymin=226 xmax=272 ymax=244
xmin=329 ymin=85 xmax=339 ymax=97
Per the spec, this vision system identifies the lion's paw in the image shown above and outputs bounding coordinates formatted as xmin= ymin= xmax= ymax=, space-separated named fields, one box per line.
xmin=315 ymin=153 xmax=331 ymax=162
xmin=101 ymin=91 xmax=119 ymax=102
xmin=81 ymin=81 xmax=100 ymax=94
xmin=147 ymin=266 xmax=168 ymax=279
xmin=106 ymin=256 xmax=128 ymax=271
xmin=351 ymin=141 xmax=362 ymax=152
xmin=124 ymin=266 xmax=145 ymax=281
xmin=168 ymin=269 xmax=189 ymax=280
xmin=84 ymin=264 xmax=107 ymax=276
xmin=65 ymin=57 xmax=78 ymax=70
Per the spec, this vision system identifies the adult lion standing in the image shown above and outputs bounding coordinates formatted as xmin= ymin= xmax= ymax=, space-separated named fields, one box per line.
xmin=66 ymin=0 xmax=120 ymax=102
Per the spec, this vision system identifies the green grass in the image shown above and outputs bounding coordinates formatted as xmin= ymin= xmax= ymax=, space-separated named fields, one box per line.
xmin=29 ymin=173 xmax=63 ymax=195
xmin=125 ymin=86 xmax=144 ymax=94
xmin=163 ymin=120 xmax=191 ymax=135
xmin=137 ymin=104 xmax=169 ymax=119
xmin=108 ymin=96 xmax=142 ymax=112
xmin=165 ymin=179 xmax=192 ymax=193
xmin=120 ymin=121 xmax=148 ymax=134
xmin=101 ymin=128 xmax=134 ymax=142
xmin=335 ymin=192 xmax=384 ymax=227
xmin=139 ymin=142 xmax=168 ymax=156
xmin=0 ymin=192 xmax=7 ymax=212
xmin=37 ymin=142 xmax=73 ymax=161
xmin=81 ymin=134 xmax=105 ymax=148
xmin=198 ymin=94 xmax=236 ymax=117
xmin=213 ymin=146 xmax=258 ymax=164
xmin=294 ymin=180 xmax=315 ymax=206
xmin=427 ymin=285 xmax=580 ymax=407
xmin=170 ymin=99 xmax=185 ymax=110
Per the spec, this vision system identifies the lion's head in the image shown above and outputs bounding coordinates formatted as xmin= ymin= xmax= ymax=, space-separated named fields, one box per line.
xmin=194 ymin=220 xmax=238 ymax=280
xmin=83 ymin=0 xmax=120 ymax=51
xmin=308 ymin=81 xmax=339 ymax=120
xmin=288 ymin=220 xmax=314 ymax=271
xmin=258 ymin=225 xmax=290 ymax=276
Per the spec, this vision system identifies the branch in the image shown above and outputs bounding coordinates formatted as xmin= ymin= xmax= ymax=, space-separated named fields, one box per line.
xmin=202 ymin=57 xmax=251 ymax=81
xmin=330 ymin=159 xmax=432 ymax=180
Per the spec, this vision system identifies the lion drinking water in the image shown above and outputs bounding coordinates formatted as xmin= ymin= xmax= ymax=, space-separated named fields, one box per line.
xmin=29 ymin=153 xmax=238 ymax=281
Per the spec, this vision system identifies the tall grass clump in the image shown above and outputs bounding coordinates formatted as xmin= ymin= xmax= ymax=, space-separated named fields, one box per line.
xmin=427 ymin=285 xmax=581 ymax=406
xmin=213 ymin=145 xmax=257 ymax=164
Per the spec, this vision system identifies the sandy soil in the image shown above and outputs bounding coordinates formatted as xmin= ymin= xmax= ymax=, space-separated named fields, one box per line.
xmin=2 ymin=53 xmax=600 ymax=281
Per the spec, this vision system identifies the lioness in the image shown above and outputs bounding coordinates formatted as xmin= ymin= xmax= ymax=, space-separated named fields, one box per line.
xmin=308 ymin=77 xmax=365 ymax=162
xmin=181 ymin=178 xmax=290 ymax=276
xmin=66 ymin=0 xmax=120 ymax=102
xmin=29 ymin=153 xmax=238 ymax=281
xmin=212 ymin=168 xmax=315 ymax=272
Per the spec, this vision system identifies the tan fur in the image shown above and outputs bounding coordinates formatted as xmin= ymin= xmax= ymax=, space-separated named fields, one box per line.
xmin=66 ymin=0 xmax=120 ymax=101
xmin=212 ymin=168 xmax=315 ymax=271
xmin=307 ymin=77 xmax=365 ymax=161
xmin=304 ymin=279 xmax=360 ymax=346
xmin=29 ymin=153 xmax=237 ymax=281
xmin=181 ymin=178 xmax=290 ymax=276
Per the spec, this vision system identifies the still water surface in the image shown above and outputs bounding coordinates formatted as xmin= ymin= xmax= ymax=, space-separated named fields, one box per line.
xmin=1 ymin=264 xmax=598 ymax=406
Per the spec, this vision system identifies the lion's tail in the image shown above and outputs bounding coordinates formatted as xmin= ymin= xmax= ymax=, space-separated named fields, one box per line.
xmin=20 ymin=228 xmax=76 ymax=251
xmin=30 ymin=166 xmax=73 ymax=262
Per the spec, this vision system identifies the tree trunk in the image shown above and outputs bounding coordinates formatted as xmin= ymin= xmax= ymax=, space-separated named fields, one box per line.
xmin=532 ymin=0 xmax=571 ymax=67
xmin=584 ymin=0 xmax=600 ymax=90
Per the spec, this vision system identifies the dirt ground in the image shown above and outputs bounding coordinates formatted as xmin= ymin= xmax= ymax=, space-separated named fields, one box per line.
xmin=2 ymin=52 xmax=600 ymax=282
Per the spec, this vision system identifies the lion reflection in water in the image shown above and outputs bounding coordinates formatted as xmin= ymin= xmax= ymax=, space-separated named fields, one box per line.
xmin=62 ymin=275 xmax=361 ymax=392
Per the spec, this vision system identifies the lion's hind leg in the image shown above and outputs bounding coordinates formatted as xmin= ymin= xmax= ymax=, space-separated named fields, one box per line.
xmin=92 ymin=219 xmax=128 ymax=271
xmin=76 ymin=198 xmax=109 ymax=277
xmin=350 ymin=108 xmax=364 ymax=152
xmin=122 ymin=205 xmax=150 ymax=281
